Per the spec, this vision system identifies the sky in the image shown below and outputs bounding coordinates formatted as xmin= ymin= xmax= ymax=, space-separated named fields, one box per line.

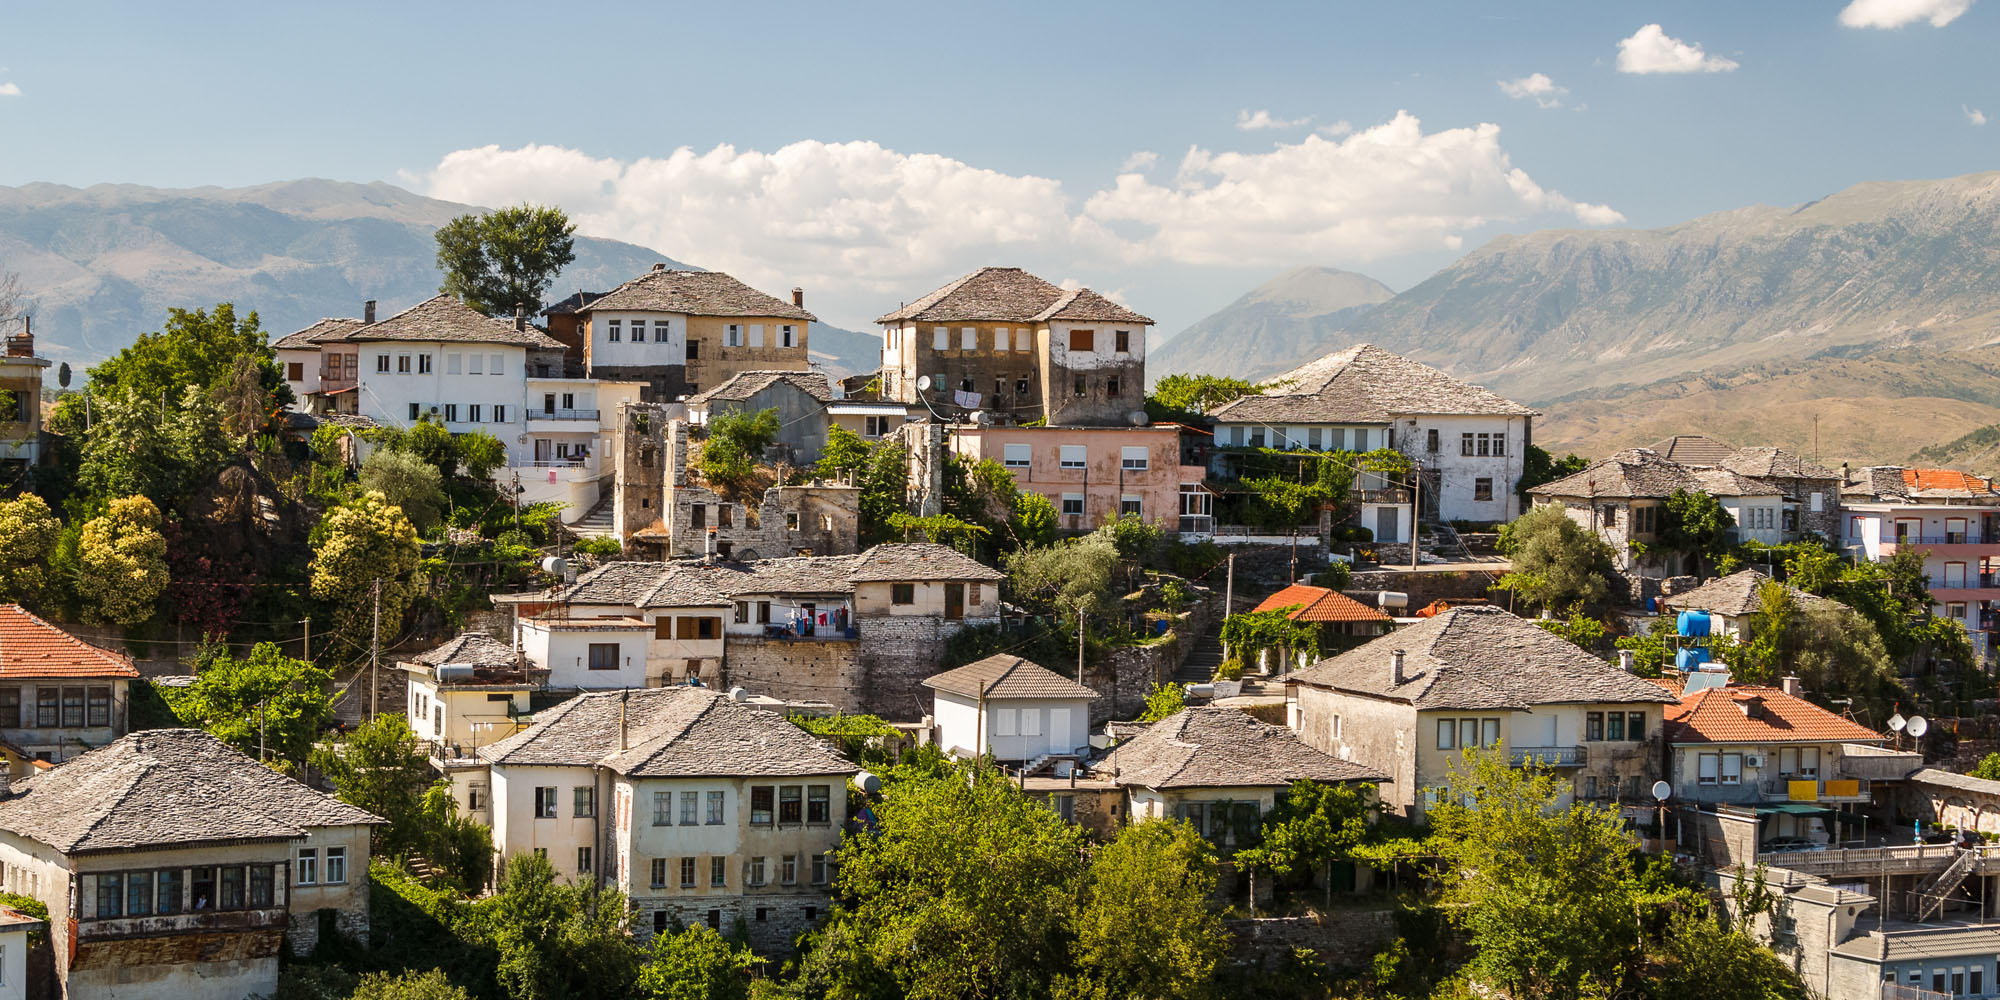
xmin=1 ymin=0 xmax=1997 ymax=335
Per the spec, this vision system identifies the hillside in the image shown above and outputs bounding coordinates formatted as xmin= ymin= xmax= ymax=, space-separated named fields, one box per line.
xmin=1148 ymin=266 xmax=1394 ymax=382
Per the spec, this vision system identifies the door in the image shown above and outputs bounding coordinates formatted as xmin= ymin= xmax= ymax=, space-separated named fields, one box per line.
xmin=1050 ymin=708 xmax=1072 ymax=755
xmin=533 ymin=439 xmax=552 ymax=463
xmin=944 ymin=583 xmax=965 ymax=620
xmin=1376 ymin=506 xmax=1399 ymax=543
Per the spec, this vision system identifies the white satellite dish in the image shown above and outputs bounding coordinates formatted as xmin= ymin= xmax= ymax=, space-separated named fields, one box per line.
xmin=1127 ymin=409 xmax=1150 ymax=426
xmin=915 ymin=375 xmax=933 ymax=391
xmin=970 ymin=410 xmax=989 ymax=425
xmin=1907 ymin=715 xmax=1930 ymax=738
xmin=1888 ymin=713 xmax=1907 ymax=733
xmin=1651 ymin=780 xmax=1672 ymax=803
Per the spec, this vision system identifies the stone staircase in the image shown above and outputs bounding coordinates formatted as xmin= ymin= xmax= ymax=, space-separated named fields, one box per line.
xmin=569 ymin=495 xmax=616 ymax=539
xmin=1176 ymin=613 xmax=1227 ymax=685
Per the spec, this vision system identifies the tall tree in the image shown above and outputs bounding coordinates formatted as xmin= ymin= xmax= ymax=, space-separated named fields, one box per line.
xmin=76 ymin=495 xmax=170 ymax=625
xmin=435 ymin=205 xmax=578 ymax=316
xmin=1498 ymin=503 xmax=1620 ymax=609
xmin=0 ymin=493 xmax=60 ymax=607
xmin=361 ymin=450 xmax=448 ymax=533
xmin=310 ymin=490 xmax=425 ymax=645
xmin=1069 ymin=819 xmax=1228 ymax=1000
xmin=168 ymin=641 xmax=335 ymax=770
xmin=475 ymin=852 xmax=638 ymax=1000
xmin=87 ymin=303 xmax=290 ymax=409
xmin=636 ymin=925 xmax=754 ymax=1000
xmin=1660 ymin=488 xmax=1735 ymax=578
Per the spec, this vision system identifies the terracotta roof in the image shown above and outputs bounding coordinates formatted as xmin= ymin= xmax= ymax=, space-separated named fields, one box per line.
xmin=1645 ymin=434 xmax=1737 ymax=467
xmin=1906 ymin=468 xmax=1997 ymax=494
xmin=1102 ymin=707 xmax=1384 ymax=789
xmin=1252 ymin=584 xmax=1391 ymax=623
xmin=688 ymin=370 xmax=832 ymax=406
xmin=922 ymin=655 xmax=1097 ymax=700
xmin=1209 ymin=344 xmax=1534 ymax=424
xmin=0 ymin=729 xmax=380 ymax=854
xmin=1717 ymin=447 xmax=1838 ymax=482
xmin=1290 ymin=606 xmax=1674 ymax=711
xmin=409 ymin=633 xmax=517 ymax=668
xmin=582 ymin=268 xmax=814 ymax=321
xmin=329 ymin=295 xmax=565 ymax=349
xmin=1844 ymin=465 xmax=2000 ymax=502
xmin=847 ymin=543 xmax=1004 ymax=582
xmin=1664 ymin=685 xmax=1884 ymax=745
xmin=877 ymin=267 xmax=1152 ymax=325
xmin=271 ymin=317 xmax=365 ymax=351
xmin=0 ymin=605 xmax=139 ymax=679
xmin=1661 ymin=570 xmax=1841 ymax=619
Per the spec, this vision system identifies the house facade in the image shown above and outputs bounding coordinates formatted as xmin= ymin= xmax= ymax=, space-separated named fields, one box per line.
xmin=0 ymin=605 xmax=138 ymax=769
xmin=1286 ymin=606 xmax=1674 ymax=820
xmin=1659 ymin=570 xmax=1842 ymax=640
xmin=0 ymin=730 xmax=379 ymax=1000
xmin=923 ymin=655 xmax=1097 ymax=766
xmin=1842 ymin=466 xmax=2000 ymax=651
xmin=0 ymin=322 xmax=49 ymax=477
xmin=1529 ymin=448 xmax=1784 ymax=575
xmin=686 ymin=370 xmax=834 ymax=467
xmin=945 ymin=423 xmax=1206 ymax=532
xmin=399 ymin=633 xmax=532 ymax=759
xmin=573 ymin=265 xmax=816 ymax=403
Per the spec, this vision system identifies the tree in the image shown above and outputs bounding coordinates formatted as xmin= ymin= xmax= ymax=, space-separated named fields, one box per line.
xmin=1730 ymin=583 xmax=1899 ymax=717
xmin=169 ymin=641 xmax=334 ymax=770
xmin=1069 ymin=820 xmax=1228 ymax=1000
xmin=1148 ymin=373 xmax=1266 ymax=415
xmin=1782 ymin=543 xmax=1842 ymax=595
xmin=886 ymin=511 xmax=990 ymax=550
xmin=1005 ymin=535 xmax=1122 ymax=620
xmin=1236 ymin=778 xmax=1373 ymax=910
xmin=309 ymin=714 xmax=443 ymax=855
xmin=76 ymin=495 xmax=170 ymax=625
xmin=0 ymin=493 xmax=60 ymax=606
xmin=698 ymin=407 xmax=780 ymax=500
xmin=403 ymin=416 xmax=461 ymax=480
xmin=456 ymin=430 xmax=508 ymax=482
xmin=814 ymin=425 xmax=874 ymax=480
xmin=1137 ymin=681 xmax=1186 ymax=722
xmin=857 ymin=439 xmax=911 ymax=546
xmin=1497 ymin=504 xmax=1620 ymax=609
xmin=1660 ymin=489 xmax=1735 ymax=578
xmin=311 ymin=491 xmax=424 ymax=644
xmin=1010 ymin=491 xmax=1058 ymax=549
xmin=435 ymin=205 xmax=579 ymax=317
xmin=350 ymin=969 xmax=476 ymax=1000
xmin=1615 ymin=615 xmax=1677 ymax=678
xmin=475 ymin=852 xmax=638 ymax=1000
xmin=1971 ymin=753 xmax=2000 ymax=781
xmin=1648 ymin=908 xmax=1808 ymax=1000
xmin=86 ymin=302 xmax=290 ymax=409
xmin=1517 ymin=444 xmax=1589 ymax=501
xmin=1535 ymin=604 xmax=1608 ymax=653
xmin=77 ymin=385 xmax=232 ymax=512
xmin=636 ymin=924 xmax=754 ymax=1000
xmin=1219 ymin=608 xmax=1321 ymax=671
xmin=362 ymin=450 xmax=448 ymax=533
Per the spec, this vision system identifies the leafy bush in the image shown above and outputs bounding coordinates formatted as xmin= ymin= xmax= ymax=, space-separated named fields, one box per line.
xmin=1217 ymin=657 xmax=1244 ymax=681
xmin=572 ymin=536 xmax=623 ymax=558
xmin=1316 ymin=561 xmax=1352 ymax=591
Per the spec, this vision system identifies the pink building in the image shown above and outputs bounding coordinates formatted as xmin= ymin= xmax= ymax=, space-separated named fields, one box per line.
xmin=948 ymin=424 xmax=1211 ymax=533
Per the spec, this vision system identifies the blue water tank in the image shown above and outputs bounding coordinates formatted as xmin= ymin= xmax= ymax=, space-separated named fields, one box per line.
xmin=1676 ymin=610 xmax=1711 ymax=637
xmin=1675 ymin=646 xmax=1712 ymax=671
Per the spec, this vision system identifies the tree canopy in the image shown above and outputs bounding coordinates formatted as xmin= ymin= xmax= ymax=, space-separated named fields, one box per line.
xmin=435 ymin=205 xmax=578 ymax=316
xmin=75 ymin=495 xmax=171 ymax=626
xmin=311 ymin=490 xmax=425 ymax=646
xmin=165 ymin=641 xmax=334 ymax=771
xmin=1498 ymin=503 xmax=1620 ymax=609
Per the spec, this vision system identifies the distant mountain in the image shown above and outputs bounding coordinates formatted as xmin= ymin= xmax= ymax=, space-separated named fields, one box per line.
xmin=0 ymin=179 xmax=689 ymax=366
xmin=1149 ymin=266 xmax=1394 ymax=382
xmin=808 ymin=323 xmax=881 ymax=379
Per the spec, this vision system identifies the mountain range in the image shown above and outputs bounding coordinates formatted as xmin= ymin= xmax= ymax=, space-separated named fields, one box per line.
xmin=0 ymin=180 xmax=883 ymax=375
xmin=1148 ymin=266 xmax=1394 ymax=381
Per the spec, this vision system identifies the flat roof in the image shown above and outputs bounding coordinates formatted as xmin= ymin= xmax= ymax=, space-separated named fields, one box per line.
xmin=521 ymin=616 xmax=651 ymax=631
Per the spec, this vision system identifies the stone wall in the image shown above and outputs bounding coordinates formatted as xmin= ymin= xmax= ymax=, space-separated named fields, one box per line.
xmin=860 ymin=614 xmax=1001 ymax=719
xmin=1087 ymin=588 xmax=1223 ymax=722
xmin=724 ymin=637 xmax=865 ymax=712
xmin=1225 ymin=909 xmax=1398 ymax=970
xmin=1344 ymin=569 xmax=1500 ymax=611
xmin=284 ymin=903 xmax=368 ymax=957
xmin=631 ymin=890 xmax=831 ymax=955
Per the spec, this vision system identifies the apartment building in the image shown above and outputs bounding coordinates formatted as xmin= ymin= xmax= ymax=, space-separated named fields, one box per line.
xmin=572 ymin=265 xmax=817 ymax=402
xmin=946 ymin=423 xmax=1206 ymax=532
xmin=1842 ymin=466 xmax=2000 ymax=653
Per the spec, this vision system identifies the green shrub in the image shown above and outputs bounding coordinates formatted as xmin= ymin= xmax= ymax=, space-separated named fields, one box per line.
xmin=1217 ymin=657 xmax=1244 ymax=681
xmin=572 ymin=536 xmax=622 ymax=557
xmin=1316 ymin=561 xmax=1352 ymax=590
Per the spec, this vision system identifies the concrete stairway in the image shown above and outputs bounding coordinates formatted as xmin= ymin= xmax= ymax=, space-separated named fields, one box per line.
xmin=569 ymin=495 xmax=616 ymax=539
xmin=1176 ymin=614 xmax=1227 ymax=685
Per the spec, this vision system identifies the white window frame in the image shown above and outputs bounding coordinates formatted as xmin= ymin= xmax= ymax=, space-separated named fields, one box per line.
xmin=961 ymin=327 xmax=977 ymax=350
xmin=1059 ymin=445 xmax=1086 ymax=469
xmin=726 ymin=324 xmax=742 ymax=347
xmin=749 ymin=324 xmax=765 ymax=348
xmin=1014 ymin=328 xmax=1031 ymax=352
xmin=325 ymin=847 xmax=347 ymax=885
xmin=933 ymin=326 xmax=949 ymax=350
xmin=1120 ymin=445 xmax=1148 ymax=471
xmin=1061 ymin=493 xmax=1084 ymax=516
xmin=1003 ymin=443 xmax=1031 ymax=468
xmin=994 ymin=708 xmax=1017 ymax=736
xmin=1019 ymin=708 xmax=1041 ymax=737
xmin=1119 ymin=494 xmax=1142 ymax=517
xmin=780 ymin=324 xmax=796 ymax=348
xmin=607 ymin=320 xmax=622 ymax=342
xmin=297 ymin=848 xmax=318 ymax=886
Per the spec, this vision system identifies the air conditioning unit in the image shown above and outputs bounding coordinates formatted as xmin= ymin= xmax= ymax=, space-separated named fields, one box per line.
xmin=1744 ymin=754 xmax=1764 ymax=768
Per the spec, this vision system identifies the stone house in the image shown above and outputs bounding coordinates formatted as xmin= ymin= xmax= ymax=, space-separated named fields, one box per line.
xmin=0 ymin=604 xmax=139 ymax=770
xmin=477 ymin=686 xmax=856 ymax=953
xmin=573 ymin=264 xmax=816 ymax=403
xmin=399 ymin=632 xmax=534 ymax=825
xmin=686 ymin=370 xmax=834 ymax=467
xmin=1658 ymin=569 xmax=1842 ymax=640
xmin=922 ymin=655 xmax=1098 ymax=767
xmin=1527 ymin=447 xmax=1791 ymax=575
xmin=0 ymin=320 xmax=49 ymax=476
xmin=1285 ymin=606 xmax=1675 ymax=820
xmin=877 ymin=267 xmax=1152 ymax=428
xmin=0 ymin=730 xmax=380 ymax=1000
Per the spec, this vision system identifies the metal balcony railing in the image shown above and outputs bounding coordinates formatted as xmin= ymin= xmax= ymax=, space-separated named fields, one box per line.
xmin=1758 ymin=776 xmax=1871 ymax=801
xmin=1509 ymin=746 xmax=1587 ymax=767
xmin=532 ymin=408 xmax=599 ymax=421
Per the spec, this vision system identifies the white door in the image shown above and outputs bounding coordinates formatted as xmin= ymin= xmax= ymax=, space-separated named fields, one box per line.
xmin=1050 ymin=708 xmax=1072 ymax=754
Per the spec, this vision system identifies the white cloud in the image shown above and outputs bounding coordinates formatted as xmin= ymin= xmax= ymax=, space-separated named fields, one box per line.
xmin=1499 ymin=72 xmax=1568 ymax=108
xmin=1967 ymin=104 xmax=1990 ymax=125
xmin=1236 ymin=109 xmax=1313 ymax=131
xmin=1083 ymin=111 xmax=1623 ymax=268
xmin=0 ymin=83 xmax=20 ymax=97
xmin=1616 ymin=24 xmax=1740 ymax=74
xmin=1119 ymin=151 xmax=1159 ymax=173
xmin=1840 ymin=0 xmax=1973 ymax=28
xmin=1316 ymin=120 xmax=1354 ymax=137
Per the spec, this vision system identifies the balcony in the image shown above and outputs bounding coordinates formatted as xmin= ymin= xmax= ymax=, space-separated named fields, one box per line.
xmin=529 ymin=408 xmax=600 ymax=422
xmin=1510 ymin=745 xmax=1587 ymax=767
xmin=1759 ymin=776 xmax=1872 ymax=803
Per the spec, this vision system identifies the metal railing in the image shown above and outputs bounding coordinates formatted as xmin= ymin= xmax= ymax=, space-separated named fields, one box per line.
xmin=532 ymin=408 xmax=599 ymax=421
xmin=1758 ymin=776 xmax=1871 ymax=801
xmin=1509 ymin=746 xmax=1587 ymax=767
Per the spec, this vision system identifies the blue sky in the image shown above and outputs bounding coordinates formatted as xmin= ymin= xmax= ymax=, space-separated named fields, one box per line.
xmin=1 ymin=1 xmax=1996 ymax=335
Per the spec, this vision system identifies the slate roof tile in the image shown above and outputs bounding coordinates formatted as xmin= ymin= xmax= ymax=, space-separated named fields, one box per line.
xmin=922 ymin=655 xmax=1097 ymax=700
xmin=688 ymin=370 xmax=833 ymax=406
xmin=271 ymin=318 xmax=366 ymax=351
xmin=582 ymin=268 xmax=814 ymax=322
xmin=1208 ymin=344 xmax=1535 ymax=424
xmin=481 ymin=686 xmax=857 ymax=778
xmin=327 ymin=295 xmax=565 ymax=349
xmin=876 ymin=267 xmax=1151 ymax=325
xmin=1101 ymin=707 xmax=1384 ymax=789
xmin=1644 ymin=434 xmax=1737 ymax=467
xmin=410 ymin=633 xmax=518 ymax=667
xmin=846 ymin=543 xmax=1003 ymax=582
xmin=1661 ymin=570 xmax=1840 ymax=619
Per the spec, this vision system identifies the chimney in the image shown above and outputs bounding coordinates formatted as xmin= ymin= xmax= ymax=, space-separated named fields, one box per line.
xmin=705 ymin=526 xmax=718 ymax=564
xmin=652 ymin=262 xmax=667 ymax=272
xmin=1780 ymin=675 xmax=1802 ymax=698
xmin=792 ymin=287 xmax=805 ymax=308
xmin=619 ymin=689 xmax=630 ymax=752
xmin=1618 ymin=649 xmax=1635 ymax=673
xmin=0 ymin=769 xmax=11 ymax=800
xmin=514 ymin=304 xmax=527 ymax=331
xmin=363 ymin=300 xmax=377 ymax=324
xmin=3 ymin=315 xmax=29 ymax=359
xmin=1841 ymin=462 xmax=1850 ymax=483
xmin=1738 ymin=695 xmax=1764 ymax=719
xmin=1390 ymin=649 xmax=1407 ymax=686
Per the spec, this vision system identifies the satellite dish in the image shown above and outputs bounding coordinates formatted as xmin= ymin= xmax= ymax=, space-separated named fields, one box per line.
xmin=1907 ymin=715 xmax=1930 ymax=738
xmin=1652 ymin=780 xmax=1672 ymax=803
xmin=970 ymin=410 xmax=989 ymax=425
xmin=1888 ymin=713 xmax=1907 ymax=733
xmin=1127 ymin=410 xmax=1150 ymax=426
xmin=915 ymin=375 xmax=933 ymax=391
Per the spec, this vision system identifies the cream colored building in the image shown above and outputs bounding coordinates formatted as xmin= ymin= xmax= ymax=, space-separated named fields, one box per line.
xmin=575 ymin=264 xmax=817 ymax=403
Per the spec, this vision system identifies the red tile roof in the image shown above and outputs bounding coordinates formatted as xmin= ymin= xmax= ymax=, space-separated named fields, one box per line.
xmin=1665 ymin=685 xmax=1883 ymax=745
xmin=1253 ymin=584 xmax=1392 ymax=623
xmin=1904 ymin=468 xmax=1995 ymax=493
xmin=0 ymin=605 xmax=139 ymax=679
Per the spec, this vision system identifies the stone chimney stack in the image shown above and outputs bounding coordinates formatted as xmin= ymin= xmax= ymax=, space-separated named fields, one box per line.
xmin=1619 ymin=649 xmax=1635 ymax=673
xmin=792 ymin=287 xmax=805 ymax=308
xmin=364 ymin=300 xmax=377 ymax=324
xmin=514 ymin=304 xmax=526 ymax=331
xmin=3 ymin=315 xmax=29 ymax=358
xmin=652 ymin=262 xmax=667 ymax=272
xmin=1390 ymin=649 xmax=1407 ymax=687
xmin=1780 ymin=675 xmax=1802 ymax=698
xmin=618 ymin=688 xmax=630 ymax=752
xmin=0 ymin=768 xmax=11 ymax=800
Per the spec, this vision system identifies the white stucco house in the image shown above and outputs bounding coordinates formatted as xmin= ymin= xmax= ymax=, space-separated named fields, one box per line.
xmin=922 ymin=655 xmax=1097 ymax=766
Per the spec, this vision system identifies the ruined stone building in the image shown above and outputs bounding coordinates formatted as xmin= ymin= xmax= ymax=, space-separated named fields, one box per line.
xmin=571 ymin=264 xmax=817 ymax=403
xmin=685 ymin=369 xmax=835 ymax=467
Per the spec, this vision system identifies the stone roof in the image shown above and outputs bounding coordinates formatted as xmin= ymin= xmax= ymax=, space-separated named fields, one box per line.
xmin=1289 ymin=606 xmax=1675 ymax=711
xmin=922 ymin=655 xmax=1097 ymax=701
xmin=329 ymin=295 xmax=565 ymax=349
xmin=1662 ymin=570 xmax=1840 ymax=619
xmin=271 ymin=317 xmax=365 ymax=351
xmin=542 ymin=291 xmax=606 ymax=316
xmin=688 ymin=370 xmax=833 ymax=407
xmin=847 ymin=543 xmax=1003 ymax=582
xmin=0 ymin=605 xmax=139 ymax=679
xmin=598 ymin=689 xmax=858 ymax=778
xmin=1665 ymin=685 xmax=1884 ymax=745
xmin=1645 ymin=434 xmax=1737 ymax=467
xmin=1690 ymin=467 xmax=1785 ymax=498
xmin=1718 ymin=447 xmax=1838 ymax=481
xmin=1252 ymin=584 xmax=1392 ymax=624
xmin=409 ymin=633 xmax=518 ymax=667
xmin=1529 ymin=448 xmax=1707 ymax=500
xmin=1208 ymin=344 xmax=1535 ymax=424
xmin=582 ymin=267 xmax=814 ymax=321
xmin=1101 ymin=707 xmax=1384 ymax=790
xmin=0 ymin=729 xmax=380 ymax=855
xmin=877 ymin=267 xmax=1152 ymax=325
xmin=549 ymin=559 xmax=852 ymax=607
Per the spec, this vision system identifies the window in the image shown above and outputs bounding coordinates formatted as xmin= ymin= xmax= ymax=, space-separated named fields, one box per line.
xmin=779 ymin=786 xmax=803 ymax=824
xmin=35 ymin=686 xmax=56 ymax=727
xmin=1121 ymin=445 xmax=1149 ymax=470
xmin=1627 ymin=713 xmax=1645 ymax=741
xmin=929 ymin=326 xmax=948 ymax=350
xmin=494 ymin=405 xmax=506 ymax=423
xmin=158 ymin=869 xmax=184 ymax=912
xmin=468 ymin=783 xmax=485 ymax=810
xmin=444 ymin=403 xmax=459 ymax=423
xmin=1021 ymin=709 xmax=1042 ymax=737
xmin=1600 ymin=505 xmax=1618 ymax=528
xmin=588 ymin=643 xmax=619 ymax=671
xmin=1120 ymin=495 xmax=1142 ymax=517
xmin=1473 ymin=478 xmax=1493 ymax=502
xmin=535 ymin=786 xmax=558 ymax=818
xmin=418 ymin=354 xmax=433 ymax=374
xmin=248 ymin=866 xmax=274 ymax=908
xmin=87 ymin=686 xmax=110 ymax=727
xmin=375 ymin=353 xmax=391 ymax=373
xmin=608 ymin=320 xmax=622 ymax=342
xmin=1015 ymin=328 xmax=1032 ymax=352
xmin=891 ymin=583 xmax=915 ymax=605
xmin=577 ymin=847 xmax=593 ymax=874
xmin=408 ymin=403 xmax=421 ymax=421
xmin=397 ymin=354 xmax=411 ymax=374
xmin=1307 ymin=427 xmax=1322 ymax=450
xmin=681 ymin=790 xmax=699 ymax=826
xmin=781 ymin=324 xmax=797 ymax=348
xmin=680 ymin=857 xmax=697 ymax=889
xmin=1586 ymin=712 xmax=1604 ymax=741
xmin=1951 ymin=602 xmax=1968 ymax=619
xmin=1061 ymin=494 xmax=1084 ymax=516
xmin=298 ymin=849 xmax=319 ymax=886
xmin=0 ymin=688 xmax=17 ymax=728
xmin=707 ymin=790 xmax=725 ymax=824
xmin=1634 ymin=506 xmax=1658 ymax=534
xmin=448 ymin=354 xmax=462 ymax=375
xmin=748 ymin=324 xmax=765 ymax=347
xmin=631 ymin=321 xmax=647 ymax=343
xmin=733 ymin=602 xmax=749 ymax=625
xmin=1016 ymin=374 xmax=1031 ymax=394
xmin=1114 ymin=329 xmax=1130 ymax=352
xmin=1437 ymin=719 xmax=1456 ymax=750
xmin=653 ymin=791 xmax=672 ymax=826
xmin=1073 ymin=375 xmax=1087 ymax=397
xmin=756 ymin=601 xmax=771 ymax=623
xmin=865 ymin=414 xmax=892 ymax=436
xmin=287 ymin=362 xmax=304 ymax=381
xmin=1248 ymin=427 xmax=1266 ymax=448
xmin=98 ymin=872 xmax=123 ymax=917
xmin=711 ymin=857 xmax=727 ymax=887
xmin=994 ymin=708 xmax=1017 ymax=736
xmin=61 ymin=687 xmax=83 ymax=728
xmin=468 ymin=404 xmax=483 ymax=422
xmin=812 ymin=853 xmax=829 ymax=885
xmin=1426 ymin=428 xmax=1439 ymax=452
xmin=651 ymin=858 xmax=668 ymax=888
xmin=1607 ymin=712 xmax=1625 ymax=741
xmin=807 ymin=785 xmax=830 ymax=824
xmin=1060 ymin=444 xmax=1086 ymax=469
xmin=782 ymin=854 xmax=798 ymax=885
xmin=575 ymin=786 xmax=596 ymax=818
xmin=687 ymin=339 xmax=700 ymax=360
xmin=1698 ymin=753 xmax=1719 ymax=785
xmin=751 ymin=786 xmax=775 ymax=825
xmin=1003 ymin=443 xmax=1031 ymax=468
xmin=1460 ymin=432 xmax=1474 ymax=456
xmin=749 ymin=857 xmax=767 ymax=886
xmin=1070 ymin=330 xmax=1095 ymax=352
xmin=960 ymin=327 xmax=977 ymax=350
xmin=1720 ymin=753 xmax=1743 ymax=785
xmin=1106 ymin=377 xmax=1120 ymax=397
xmin=469 ymin=353 xmax=484 ymax=374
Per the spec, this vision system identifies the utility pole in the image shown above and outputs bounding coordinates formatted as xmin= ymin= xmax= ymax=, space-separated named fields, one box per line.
xmin=1410 ymin=463 xmax=1421 ymax=572
xmin=369 ymin=578 xmax=382 ymax=719
xmin=1222 ymin=553 xmax=1236 ymax=663
xmin=302 ymin=617 xmax=311 ymax=663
